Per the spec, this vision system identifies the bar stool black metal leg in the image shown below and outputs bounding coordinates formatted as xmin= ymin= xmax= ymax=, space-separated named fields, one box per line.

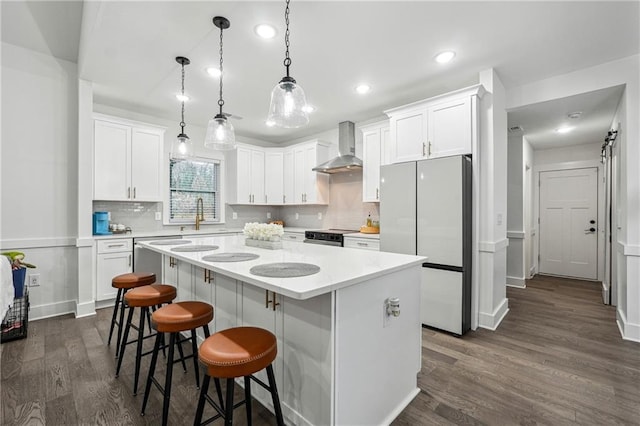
xmin=115 ymin=288 xmax=129 ymax=358
xmin=244 ymin=376 xmax=252 ymax=426
xmin=224 ymin=378 xmax=235 ymax=426
xmin=162 ymin=332 xmax=176 ymax=426
xmin=141 ymin=332 xmax=162 ymax=416
xmin=115 ymin=305 xmax=135 ymax=377
xmin=214 ymin=377 xmax=225 ymax=411
xmin=193 ymin=374 xmax=210 ymax=425
xmin=266 ymin=365 xmax=284 ymax=426
xmin=133 ymin=306 xmax=148 ymax=395
xmin=107 ymin=288 xmax=122 ymax=346
xmin=176 ymin=333 xmax=188 ymax=373
xmin=191 ymin=329 xmax=200 ymax=388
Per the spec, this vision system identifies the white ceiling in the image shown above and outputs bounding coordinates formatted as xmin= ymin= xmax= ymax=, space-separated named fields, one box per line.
xmin=2 ymin=1 xmax=639 ymax=146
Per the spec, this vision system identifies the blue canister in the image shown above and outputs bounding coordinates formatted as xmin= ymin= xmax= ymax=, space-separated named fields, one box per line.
xmin=93 ymin=211 xmax=111 ymax=235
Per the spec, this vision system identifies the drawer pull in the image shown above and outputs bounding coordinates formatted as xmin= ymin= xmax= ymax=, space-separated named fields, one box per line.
xmin=357 ymin=242 xmax=369 ymax=247
xmin=107 ymin=243 xmax=126 ymax=248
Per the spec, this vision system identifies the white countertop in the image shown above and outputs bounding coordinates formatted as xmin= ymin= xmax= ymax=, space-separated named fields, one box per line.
xmin=137 ymin=235 xmax=425 ymax=300
xmin=344 ymin=232 xmax=380 ymax=240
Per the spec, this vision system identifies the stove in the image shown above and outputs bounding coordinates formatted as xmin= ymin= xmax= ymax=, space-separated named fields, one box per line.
xmin=304 ymin=229 xmax=359 ymax=247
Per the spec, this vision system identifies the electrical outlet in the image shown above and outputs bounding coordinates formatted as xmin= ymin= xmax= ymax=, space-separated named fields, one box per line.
xmin=29 ymin=273 xmax=40 ymax=287
xmin=155 ymin=212 xmax=162 ymax=221
xmin=232 ymin=212 xmax=238 ymax=220
xmin=317 ymin=212 xmax=322 ymax=220
xmin=295 ymin=213 xmax=299 ymax=220
xmin=497 ymin=213 xmax=503 ymax=225
xmin=267 ymin=212 xmax=272 ymax=219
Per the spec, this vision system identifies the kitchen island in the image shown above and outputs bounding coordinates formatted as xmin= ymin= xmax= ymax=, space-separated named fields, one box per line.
xmin=137 ymin=235 xmax=425 ymax=426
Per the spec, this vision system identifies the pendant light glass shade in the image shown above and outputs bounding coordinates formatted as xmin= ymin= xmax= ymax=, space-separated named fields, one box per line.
xmin=267 ymin=76 xmax=309 ymax=128
xmin=170 ymin=134 xmax=193 ymax=159
xmin=204 ymin=114 xmax=236 ymax=150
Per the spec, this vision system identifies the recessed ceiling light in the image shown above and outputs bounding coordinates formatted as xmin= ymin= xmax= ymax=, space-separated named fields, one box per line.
xmin=567 ymin=111 xmax=582 ymax=119
xmin=556 ymin=126 xmax=574 ymax=134
xmin=254 ymin=24 xmax=277 ymax=39
xmin=265 ymin=119 xmax=276 ymax=127
xmin=206 ymin=67 xmax=221 ymax=78
xmin=434 ymin=51 xmax=456 ymax=63
xmin=302 ymin=104 xmax=315 ymax=113
xmin=176 ymin=94 xmax=189 ymax=102
xmin=355 ymin=84 xmax=371 ymax=94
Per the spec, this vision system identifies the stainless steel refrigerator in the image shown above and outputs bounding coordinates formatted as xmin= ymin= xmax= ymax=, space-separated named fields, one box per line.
xmin=380 ymin=155 xmax=472 ymax=335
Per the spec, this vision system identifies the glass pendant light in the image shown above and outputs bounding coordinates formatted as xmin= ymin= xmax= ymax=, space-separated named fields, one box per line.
xmin=267 ymin=0 xmax=309 ymax=128
xmin=204 ymin=16 xmax=236 ymax=151
xmin=170 ymin=56 xmax=194 ymax=159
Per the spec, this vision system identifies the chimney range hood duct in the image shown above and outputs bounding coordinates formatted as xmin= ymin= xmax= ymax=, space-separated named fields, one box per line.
xmin=312 ymin=121 xmax=363 ymax=174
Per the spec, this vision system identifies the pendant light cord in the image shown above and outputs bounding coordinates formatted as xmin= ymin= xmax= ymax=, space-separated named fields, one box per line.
xmin=284 ymin=0 xmax=291 ymax=77
xmin=218 ymin=24 xmax=225 ymax=116
xmin=180 ymin=62 xmax=186 ymax=132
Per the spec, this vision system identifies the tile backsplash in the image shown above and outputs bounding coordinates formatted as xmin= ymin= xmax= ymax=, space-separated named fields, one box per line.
xmin=93 ymin=172 xmax=379 ymax=233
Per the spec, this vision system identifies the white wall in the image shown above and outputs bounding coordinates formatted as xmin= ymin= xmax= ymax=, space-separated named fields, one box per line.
xmin=534 ymin=142 xmax=602 ymax=166
xmin=507 ymin=54 xmax=640 ymax=342
xmin=1 ymin=42 xmax=79 ymax=319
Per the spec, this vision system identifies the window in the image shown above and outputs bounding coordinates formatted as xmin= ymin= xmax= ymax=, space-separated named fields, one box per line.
xmin=169 ymin=158 xmax=220 ymax=223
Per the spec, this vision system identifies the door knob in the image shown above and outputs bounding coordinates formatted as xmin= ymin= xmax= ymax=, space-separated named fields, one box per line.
xmin=584 ymin=227 xmax=596 ymax=233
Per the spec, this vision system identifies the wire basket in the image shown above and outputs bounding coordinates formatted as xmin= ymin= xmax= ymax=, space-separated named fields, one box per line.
xmin=1 ymin=291 xmax=29 ymax=343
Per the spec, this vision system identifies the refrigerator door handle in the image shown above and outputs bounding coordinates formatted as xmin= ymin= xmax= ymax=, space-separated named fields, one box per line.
xmin=422 ymin=262 xmax=464 ymax=273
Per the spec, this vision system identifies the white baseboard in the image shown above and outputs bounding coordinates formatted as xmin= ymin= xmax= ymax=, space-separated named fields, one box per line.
xmin=506 ymin=276 xmax=526 ymax=288
xmin=75 ymin=300 xmax=96 ymax=318
xmin=616 ymin=308 xmax=640 ymax=343
xmin=30 ymin=300 xmax=76 ymax=321
xmin=478 ymin=298 xmax=509 ymax=331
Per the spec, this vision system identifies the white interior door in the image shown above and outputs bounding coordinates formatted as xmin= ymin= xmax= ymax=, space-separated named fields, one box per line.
xmin=539 ymin=168 xmax=598 ymax=280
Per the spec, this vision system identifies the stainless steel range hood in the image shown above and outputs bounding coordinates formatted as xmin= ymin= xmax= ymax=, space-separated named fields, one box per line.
xmin=312 ymin=121 xmax=363 ymax=174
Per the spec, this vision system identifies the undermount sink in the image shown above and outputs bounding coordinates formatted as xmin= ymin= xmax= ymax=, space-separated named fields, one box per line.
xmin=149 ymin=239 xmax=192 ymax=246
xmin=250 ymin=262 xmax=320 ymax=278
xmin=170 ymin=245 xmax=219 ymax=252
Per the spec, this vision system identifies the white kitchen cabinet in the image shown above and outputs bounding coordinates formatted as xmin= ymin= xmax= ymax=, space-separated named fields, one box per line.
xmin=385 ymin=84 xmax=484 ymax=163
xmin=344 ymin=236 xmax=380 ymax=251
xmin=93 ymin=115 xmax=164 ymax=202
xmin=162 ymin=254 xmax=178 ymax=293
xmin=292 ymin=140 xmax=330 ymax=204
xmin=360 ymin=122 xmax=390 ymax=202
xmin=193 ymin=266 xmax=215 ymax=342
xmin=227 ymin=145 xmax=266 ymax=204
xmin=96 ymin=238 xmax=133 ymax=301
xmin=283 ymin=149 xmax=295 ymax=205
xmin=265 ymin=151 xmax=284 ymax=204
xmin=282 ymin=231 xmax=305 ymax=243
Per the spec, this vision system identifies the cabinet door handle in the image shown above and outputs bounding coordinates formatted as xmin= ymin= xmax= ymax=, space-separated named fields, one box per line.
xmin=428 ymin=141 xmax=432 ymax=157
xmin=265 ymin=289 xmax=271 ymax=308
xmin=128 ymin=254 xmax=132 ymax=267
xmin=283 ymin=194 xmax=286 ymax=204
xmin=422 ymin=143 xmax=426 ymax=156
xmin=272 ymin=291 xmax=280 ymax=311
xmin=169 ymin=256 xmax=176 ymax=267
xmin=204 ymin=269 xmax=213 ymax=283
xmin=133 ymin=187 xmax=136 ymax=199
xmin=376 ymin=188 xmax=379 ymax=200
xmin=128 ymin=187 xmax=131 ymax=199
xmin=265 ymin=195 xmax=267 ymax=203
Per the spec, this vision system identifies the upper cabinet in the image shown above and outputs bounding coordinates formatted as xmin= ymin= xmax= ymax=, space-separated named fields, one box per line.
xmin=360 ymin=121 xmax=390 ymax=202
xmin=291 ymin=140 xmax=330 ymax=204
xmin=93 ymin=114 xmax=164 ymax=201
xmin=227 ymin=140 xmax=329 ymax=206
xmin=227 ymin=146 xmax=266 ymax=204
xmin=385 ymin=84 xmax=484 ymax=163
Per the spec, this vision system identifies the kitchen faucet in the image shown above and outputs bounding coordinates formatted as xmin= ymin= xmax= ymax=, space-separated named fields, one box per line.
xmin=195 ymin=197 xmax=204 ymax=230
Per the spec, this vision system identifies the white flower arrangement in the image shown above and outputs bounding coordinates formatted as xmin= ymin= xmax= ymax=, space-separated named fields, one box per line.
xmin=243 ymin=222 xmax=284 ymax=241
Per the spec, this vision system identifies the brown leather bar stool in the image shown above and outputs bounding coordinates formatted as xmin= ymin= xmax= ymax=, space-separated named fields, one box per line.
xmin=108 ymin=272 xmax=156 ymax=357
xmin=194 ymin=326 xmax=285 ymax=426
xmin=115 ymin=284 xmax=177 ymax=395
xmin=141 ymin=301 xmax=214 ymax=426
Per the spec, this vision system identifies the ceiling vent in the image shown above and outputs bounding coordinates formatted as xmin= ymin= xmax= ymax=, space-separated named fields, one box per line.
xmin=509 ymin=125 xmax=524 ymax=133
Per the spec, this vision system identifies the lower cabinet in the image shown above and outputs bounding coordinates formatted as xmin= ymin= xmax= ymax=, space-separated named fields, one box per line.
xmin=96 ymin=239 xmax=133 ymax=301
xmin=343 ymin=236 xmax=380 ymax=251
xmin=282 ymin=231 xmax=305 ymax=243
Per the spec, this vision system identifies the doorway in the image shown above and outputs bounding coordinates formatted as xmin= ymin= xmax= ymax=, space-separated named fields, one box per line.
xmin=538 ymin=167 xmax=598 ymax=280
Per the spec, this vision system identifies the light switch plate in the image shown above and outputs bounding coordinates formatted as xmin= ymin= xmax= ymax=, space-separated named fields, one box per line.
xmin=155 ymin=212 xmax=162 ymax=221
xmin=317 ymin=212 xmax=322 ymax=220
xmin=267 ymin=212 xmax=271 ymax=219
xmin=295 ymin=213 xmax=299 ymax=220
xmin=232 ymin=212 xmax=238 ymax=220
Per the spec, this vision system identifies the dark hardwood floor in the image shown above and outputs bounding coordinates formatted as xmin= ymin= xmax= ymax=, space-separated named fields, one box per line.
xmin=2 ymin=275 xmax=639 ymax=425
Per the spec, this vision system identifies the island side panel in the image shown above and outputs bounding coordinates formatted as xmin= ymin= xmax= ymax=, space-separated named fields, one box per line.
xmin=334 ymin=266 xmax=421 ymax=425
xmin=281 ymin=293 xmax=333 ymax=426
